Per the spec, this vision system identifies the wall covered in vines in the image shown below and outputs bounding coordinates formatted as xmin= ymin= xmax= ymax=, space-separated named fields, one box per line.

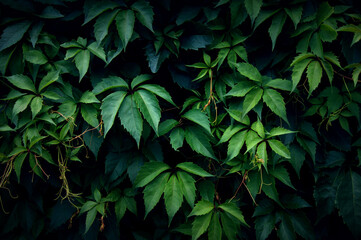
xmin=1 ymin=0 xmax=361 ymax=239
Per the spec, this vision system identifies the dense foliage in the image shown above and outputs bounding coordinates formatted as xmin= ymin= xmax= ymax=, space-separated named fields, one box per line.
xmin=1 ymin=0 xmax=361 ymax=239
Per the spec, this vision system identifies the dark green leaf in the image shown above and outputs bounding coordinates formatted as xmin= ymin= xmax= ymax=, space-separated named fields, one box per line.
xmin=131 ymin=0 xmax=154 ymax=32
xmin=74 ymin=50 xmax=90 ymax=82
xmin=0 ymin=21 xmax=32 ymax=52
xmin=185 ymin=126 xmax=217 ymax=160
xmin=192 ymin=212 xmax=212 ymax=240
xmin=134 ymin=161 xmax=170 ymax=188
xmin=177 ymin=171 xmax=196 ymax=207
xmin=6 ymin=74 xmax=36 ymax=93
xmin=164 ymin=174 xmax=183 ymax=224
xmin=170 ymin=127 xmax=185 ymax=150
xmin=101 ymin=91 xmax=127 ymax=136
xmin=182 ymin=109 xmax=211 ymax=135
xmin=115 ymin=10 xmax=135 ymax=49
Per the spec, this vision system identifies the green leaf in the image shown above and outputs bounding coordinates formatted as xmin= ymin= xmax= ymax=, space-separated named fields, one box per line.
xmin=134 ymin=89 xmax=161 ymax=134
xmin=245 ymin=0 xmax=263 ymax=25
xmin=176 ymin=162 xmax=213 ymax=177
xmin=14 ymin=153 xmax=27 ymax=183
xmin=192 ymin=212 xmax=213 ymax=240
xmin=291 ymin=59 xmax=312 ymax=91
xmin=101 ymin=91 xmax=127 ymax=136
xmin=320 ymin=24 xmax=338 ymax=42
xmin=23 ymin=50 xmax=47 ymax=65
xmin=262 ymin=173 xmax=282 ymax=206
xmin=177 ymin=171 xmax=196 ymax=207
xmin=226 ymin=81 xmax=255 ymax=97
xmin=13 ymin=95 xmax=34 ymax=115
xmin=170 ymin=127 xmax=185 ymax=150
xmin=134 ymin=161 xmax=170 ymax=188
xmin=159 ymin=119 xmax=178 ymax=136
xmin=83 ymin=1 xmax=120 ymax=25
xmin=263 ymin=88 xmax=288 ymax=124
xmin=277 ymin=213 xmax=296 ymax=240
xmin=189 ymin=200 xmax=214 ymax=217
xmin=182 ymin=109 xmax=211 ymax=135
xmin=269 ymin=127 xmax=295 ymax=137
xmin=185 ymin=126 xmax=217 ymax=160
xmin=164 ymin=174 xmax=183 ymax=224
xmin=79 ymin=91 xmax=100 ymax=104
xmin=80 ymin=201 xmax=97 ymax=214
xmin=281 ymin=194 xmax=311 ymax=209
xmin=255 ymin=214 xmax=275 ymax=240
xmin=220 ymin=212 xmax=237 ymax=240
xmin=115 ymin=10 xmax=135 ymax=49
xmin=38 ymin=71 xmax=59 ymax=93
xmin=6 ymin=74 xmax=36 ymax=93
xmin=85 ymin=208 xmax=97 ymax=234
xmin=218 ymin=124 xmax=246 ymax=145
xmin=143 ymin=172 xmax=170 ymax=218
xmin=131 ymin=74 xmax=152 ymax=89
xmin=242 ymin=87 xmax=263 ymax=117
xmin=74 ymin=50 xmax=90 ymax=82
xmin=234 ymin=62 xmax=262 ymax=82
xmin=87 ymin=42 xmax=107 ymax=62
xmin=218 ymin=202 xmax=249 ymax=227
xmin=227 ymin=130 xmax=247 ymax=161
xmin=306 ymin=60 xmax=323 ymax=95
xmin=269 ymin=12 xmax=287 ymax=50
xmin=0 ymin=21 xmax=32 ymax=52
xmin=257 ymin=141 xmax=268 ymax=168
xmin=115 ymin=198 xmax=126 ymax=222
xmin=139 ymin=84 xmax=176 ymax=106
xmin=268 ymin=139 xmax=290 ymax=159
xmin=285 ymin=6 xmax=303 ymax=29
xmin=336 ymin=170 xmax=361 ymax=238
xmin=251 ymin=119 xmax=265 ymax=138
xmin=208 ymin=212 xmax=222 ymax=240
xmin=309 ymin=33 xmax=323 ymax=58
xmin=94 ymin=9 xmax=119 ymax=44
xmin=30 ymin=97 xmax=43 ymax=119
xmin=93 ymin=76 xmax=128 ymax=95
xmin=131 ymin=0 xmax=154 ymax=32
xmin=118 ymin=95 xmax=143 ymax=147
xmin=316 ymin=2 xmax=334 ymax=26
xmin=245 ymin=130 xmax=263 ymax=152
xmin=270 ymin=165 xmax=295 ymax=190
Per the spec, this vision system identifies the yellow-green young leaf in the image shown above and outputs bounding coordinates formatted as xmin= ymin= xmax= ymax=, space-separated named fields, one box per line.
xmin=262 ymin=88 xmax=288 ymax=124
xmin=75 ymin=49 xmax=90 ymax=82
xmin=13 ymin=95 xmax=34 ymax=115
xmin=182 ymin=109 xmax=211 ymax=135
xmin=118 ymin=95 xmax=143 ymax=147
xmin=30 ymin=96 xmax=43 ymax=119
xmin=208 ymin=212 xmax=222 ymax=240
xmin=176 ymin=162 xmax=213 ymax=177
xmin=131 ymin=0 xmax=155 ymax=32
xmin=0 ymin=21 xmax=32 ymax=52
xmin=85 ymin=208 xmax=97 ymax=234
xmin=134 ymin=89 xmax=161 ymax=134
xmin=234 ymin=62 xmax=262 ymax=82
xmin=170 ymin=127 xmax=185 ymax=151
xmin=87 ymin=42 xmax=107 ymax=62
xmin=101 ymin=91 xmax=127 ymax=136
xmin=192 ymin=212 xmax=213 ymax=240
xmin=143 ymin=172 xmax=170 ymax=218
xmin=269 ymin=12 xmax=287 ymax=50
xmin=14 ymin=153 xmax=27 ymax=183
xmin=306 ymin=60 xmax=323 ymax=96
xmin=243 ymin=87 xmax=263 ymax=117
xmin=94 ymin=9 xmax=120 ymax=44
xmin=219 ymin=202 xmax=249 ymax=227
xmin=115 ymin=10 xmax=135 ymax=49
xmin=291 ymin=58 xmax=312 ymax=91
xmin=93 ymin=76 xmax=128 ymax=95
xmin=189 ymin=200 xmax=214 ymax=217
xmin=268 ymin=139 xmax=291 ymax=158
xmin=245 ymin=0 xmax=263 ymax=25
xmin=139 ymin=84 xmax=176 ymax=106
xmin=38 ymin=70 xmax=59 ymax=93
xmin=164 ymin=174 xmax=183 ymax=224
xmin=177 ymin=171 xmax=196 ymax=207
xmin=6 ymin=74 xmax=36 ymax=93
xmin=134 ymin=162 xmax=170 ymax=188
xmin=185 ymin=126 xmax=217 ymax=160
xmin=23 ymin=49 xmax=47 ymax=65
xmin=227 ymin=130 xmax=247 ymax=161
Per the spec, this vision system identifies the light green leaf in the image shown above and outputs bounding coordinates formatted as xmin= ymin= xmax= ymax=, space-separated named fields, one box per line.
xmin=182 ymin=109 xmax=211 ymax=135
xmin=170 ymin=127 xmax=185 ymax=150
xmin=270 ymin=165 xmax=295 ymax=189
xmin=85 ymin=208 xmax=97 ymax=233
xmin=263 ymin=88 xmax=288 ymax=124
xmin=79 ymin=91 xmax=100 ymax=104
xmin=336 ymin=170 xmax=361 ymax=238
xmin=226 ymin=81 xmax=255 ymax=97
xmin=257 ymin=141 xmax=268 ymax=168
xmin=251 ymin=119 xmax=265 ymax=138
xmin=268 ymin=139 xmax=291 ymax=158
xmin=74 ymin=49 xmax=90 ymax=82
xmin=30 ymin=97 xmax=43 ymax=119
xmin=93 ymin=76 xmax=128 ymax=95
xmin=143 ymin=172 xmax=170 ymax=217
xmin=192 ymin=212 xmax=213 ymax=240
xmin=176 ymin=162 xmax=213 ymax=177
xmin=245 ymin=130 xmax=263 ymax=152
xmin=242 ymin=87 xmax=263 ymax=117
xmin=131 ymin=74 xmax=152 ymax=89
xmin=306 ymin=60 xmax=323 ymax=95
xmin=131 ymin=0 xmax=154 ymax=32
xmin=177 ymin=171 xmax=196 ymax=207
xmin=134 ymin=161 xmax=170 ymax=188
xmin=115 ymin=10 xmax=135 ymax=49
xmin=38 ymin=70 xmax=59 ymax=93
xmin=164 ymin=174 xmax=183 ymax=224
xmin=227 ymin=130 xmax=247 ymax=161
xmin=94 ymin=9 xmax=119 ymax=44
xmin=185 ymin=126 xmax=217 ymax=160
xmin=134 ymin=89 xmax=161 ymax=134
xmin=0 ymin=21 xmax=32 ymax=52
xmin=189 ymin=200 xmax=214 ymax=217
xmin=219 ymin=202 xmax=249 ymax=227
xmin=269 ymin=127 xmax=296 ymax=137
xmin=6 ymin=74 xmax=36 ymax=93
xmin=234 ymin=62 xmax=262 ymax=82
xmin=218 ymin=124 xmax=246 ymax=145
xmin=269 ymin=12 xmax=287 ymax=50
xmin=23 ymin=50 xmax=47 ymax=65
xmin=87 ymin=42 xmax=107 ymax=62
xmin=118 ymin=95 xmax=143 ymax=147
xmin=245 ymin=0 xmax=263 ymax=25
xmin=13 ymin=95 xmax=34 ymax=115
xmin=139 ymin=84 xmax=176 ymax=106
xmin=208 ymin=212 xmax=222 ymax=240
xmin=101 ymin=91 xmax=127 ymax=136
